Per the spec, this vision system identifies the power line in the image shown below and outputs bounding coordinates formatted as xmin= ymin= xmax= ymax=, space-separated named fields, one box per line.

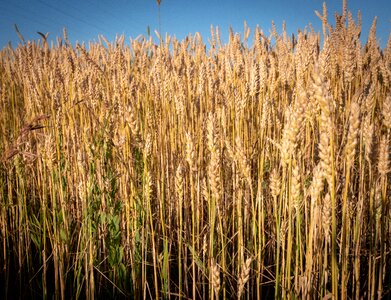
xmin=0 ymin=2 xmax=104 ymax=42
xmin=36 ymin=0 xmax=106 ymax=32
xmin=0 ymin=6 xmax=53 ymax=30
xmin=83 ymin=0 xmax=120 ymax=22
xmin=85 ymin=0 xmax=148 ymax=37
xmin=0 ymin=0 xmax=155 ymax=47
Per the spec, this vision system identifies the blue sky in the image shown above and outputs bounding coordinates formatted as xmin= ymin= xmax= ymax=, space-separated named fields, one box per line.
xmin=0 ymin=0 xmax=389 ymax=49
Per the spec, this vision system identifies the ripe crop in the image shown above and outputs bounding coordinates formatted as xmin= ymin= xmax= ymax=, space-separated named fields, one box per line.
xmin=0 ymin=2 xmax=390 ymax=299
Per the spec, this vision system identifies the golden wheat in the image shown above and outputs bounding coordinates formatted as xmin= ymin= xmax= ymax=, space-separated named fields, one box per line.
xmin=0 ymin=2 xmax=390 ymax=299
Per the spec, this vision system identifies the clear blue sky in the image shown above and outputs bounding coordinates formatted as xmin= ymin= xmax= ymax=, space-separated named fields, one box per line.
xmin=0 ymin=0 xmax=389 ymax=49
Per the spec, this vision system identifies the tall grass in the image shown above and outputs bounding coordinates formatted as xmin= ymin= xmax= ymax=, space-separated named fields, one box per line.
xmin=0 ymin=2 xmax=390 ymax=299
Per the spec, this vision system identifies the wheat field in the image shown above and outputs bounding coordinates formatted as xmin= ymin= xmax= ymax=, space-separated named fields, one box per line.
xmin=0 ymin=2 xmax=390 ymax=299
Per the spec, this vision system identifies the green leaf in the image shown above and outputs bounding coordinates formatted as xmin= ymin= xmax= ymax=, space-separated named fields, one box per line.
xmin=118 ymin=246 xmax=124 ymax=262
xmin=187 ymin=243 xmax=207 ymax=275
xmin=60 ymin=228 xmax=67 ymax=242
xmin=30 ymin=233 xmax=41 ymax=249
